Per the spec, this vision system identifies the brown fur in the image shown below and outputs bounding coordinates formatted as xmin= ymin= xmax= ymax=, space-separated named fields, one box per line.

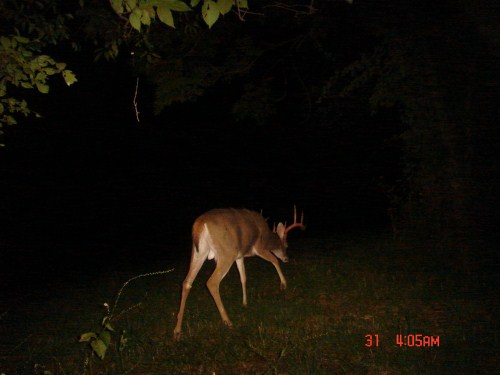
xmin=192 ymin=208 xmax=282 ymax=257
xmin=174 ymin=208 xmax=293 ymax=340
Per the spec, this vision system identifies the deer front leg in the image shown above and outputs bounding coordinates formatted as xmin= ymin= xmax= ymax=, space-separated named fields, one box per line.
xmin=235 ymin=258 xmax=247 ymax=306
xmin=206 ymin=258 xmax=235 ymax=327
xmin=256 ymin=250 xmax=287 ymax=290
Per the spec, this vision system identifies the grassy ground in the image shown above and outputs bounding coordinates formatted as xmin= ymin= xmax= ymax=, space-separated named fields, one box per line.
xmin=0 ymin=235 xmax=497 ymax=374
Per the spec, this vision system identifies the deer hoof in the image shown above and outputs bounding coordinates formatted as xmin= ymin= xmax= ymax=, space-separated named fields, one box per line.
xmin=280 ymin=283 xmax=287 ymax=291
xmin=173 ymin=330 xmax=182 ymax=341
xmin=224 ymin=320 xmax=233 ymax=328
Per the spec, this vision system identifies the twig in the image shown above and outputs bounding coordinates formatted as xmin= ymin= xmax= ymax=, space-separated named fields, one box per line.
xmin=110 ymin=269 xmax=175 ymax=320
xmin=133 ymin=77 xmax=140 ymax=123
xmin=264 ymin=1 xmax=317 ymax=16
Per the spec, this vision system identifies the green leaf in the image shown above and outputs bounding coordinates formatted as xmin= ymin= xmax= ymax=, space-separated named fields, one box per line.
xmin=157 ymin=6 xmax=175 ymax=28
xmin=55 ymin=62 xmax=67 ymax=70
xmin=236 ymin=0 xmax=247 ymax=9
xmin=101 ymin=315 xmax=110 ymax=326
xmin=4 ymin=115 xmax=17 ymax=126
xmin=36 ymin=82 xmax=49 ymax=94
xmin=191 ymin=0 xmax=201 ymax=7
xmin=110 ymin=0 xmax=124 ymax=13
xmin=0 ymin=37 xmax=11 ymax=49
xmin=99 ymin=330 xmax=112 ymax=346
xmin=37 ymin=55 xmax=53 ymax=67
xmin=62 ymin=70 xmax=77 ymax=86
xmin=21 ymin=50 xmax=33 ymax=58
xmin=44 ymin=68 xmax=58 ymax=75
xmin=164 ymin=0 xmax=192 ymax=12
xmin=125 ymin=0 xmax=137 ymax=12
xmin=102 ymin=316 xmax=114 ymax=331
xmin=13 ymin=36 xmax=30 ymax=44
xmin=217 ymin=0 xmax=233 ymax=15
xmin=202 ymin=0 xmax=219 ymax=28
xmin=129 ymin=8 xmax=142 ymax=31
xmin=79 ymin=332 xmax=98 ymax=342
xmin=35 ymin=72 xmax=48 ymax=82
xmin=91 ymin=339 xmax=108 ymax=360
xmin=141 ymin=9 xmax=151 ymax=25
xmin=21 ymin=82 xmax=34 ymax=89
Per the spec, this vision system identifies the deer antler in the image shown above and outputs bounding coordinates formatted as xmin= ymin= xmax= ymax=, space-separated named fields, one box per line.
xmin=284 ymin=205 xmax=305 ymax=238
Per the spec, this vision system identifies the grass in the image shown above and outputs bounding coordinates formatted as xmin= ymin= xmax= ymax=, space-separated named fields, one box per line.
xmin=0 ymin=234 xmax=497 ymax=374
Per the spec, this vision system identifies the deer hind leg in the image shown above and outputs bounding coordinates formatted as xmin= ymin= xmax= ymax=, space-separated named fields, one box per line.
xmin=256 ymin=250 xmax=287 ymax=290
xmin=206 ymin=256 xmax=236 ymax=327
xmin=173 ymin=246 xmax=208 ymax=340
xmin=235 ymin=258 xmax=247 ymax=307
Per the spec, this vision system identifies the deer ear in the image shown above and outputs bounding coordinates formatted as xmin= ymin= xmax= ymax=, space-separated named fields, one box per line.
xmin=276 ymin=222 xmax=285 ymax=239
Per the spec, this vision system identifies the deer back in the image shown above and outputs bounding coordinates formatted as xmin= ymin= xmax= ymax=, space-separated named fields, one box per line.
xmin=192 ymin=208 xmax=282 ymax=258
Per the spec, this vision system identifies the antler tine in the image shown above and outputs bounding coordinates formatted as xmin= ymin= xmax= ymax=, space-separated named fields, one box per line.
xmin=284 ymin=205 xmax=306 ymax=236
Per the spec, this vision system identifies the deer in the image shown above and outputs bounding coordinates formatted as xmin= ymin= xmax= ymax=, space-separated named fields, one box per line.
xmin=173 ymin=206 xmax=305 ymax=340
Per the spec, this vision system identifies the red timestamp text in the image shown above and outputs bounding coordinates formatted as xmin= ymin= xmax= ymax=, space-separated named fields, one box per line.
xmin=396 ymin=334 xmax=440 ymax=347
xmin=364 ymin=334 xmax=440 ymax=348
xmin=365 ymin=334 xmax=380 ymax=347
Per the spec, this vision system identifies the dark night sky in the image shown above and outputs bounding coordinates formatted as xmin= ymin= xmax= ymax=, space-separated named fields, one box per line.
xmin=0 ymin=58 xmax=391 ymax=273
xmin=0 ymin=0 xmax=497 ymax=284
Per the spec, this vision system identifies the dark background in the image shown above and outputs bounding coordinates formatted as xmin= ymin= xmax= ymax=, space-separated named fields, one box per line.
xmin=0 ymin=61 xmax=393 ymax=276
xmin=0 ymin=0 xmax=498 ymax=288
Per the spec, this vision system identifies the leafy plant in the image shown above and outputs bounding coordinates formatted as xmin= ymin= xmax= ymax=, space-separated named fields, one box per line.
xmin=78 ymin=303 xmax=115 ymax=361
xmin=109 ymin=0 xmax=249 ymax=31
xmin=0 ymin=0 xmax=77 ymax=136
xmin=0 ymin=36 xmax=77 ymax=123
xmin=78 ymin=269 xmax=173 ymax=371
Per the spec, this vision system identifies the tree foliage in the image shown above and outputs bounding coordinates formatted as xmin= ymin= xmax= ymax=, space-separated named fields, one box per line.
xmin=0 ymin=0 xmax=256 ymax=138
xmin=0 ymin=0 xmax=77 ymax=142
xmin=0 ymin=0 xmax=320 ymax=133
xmin=108 ymin=0 xmax=249 ymax=30
xmin=129 ymin=1 xmax=329 ymax=121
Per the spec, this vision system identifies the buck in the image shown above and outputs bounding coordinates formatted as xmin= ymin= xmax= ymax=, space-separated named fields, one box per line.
xmin=173 ymin=206 xmax=305 ymax=339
